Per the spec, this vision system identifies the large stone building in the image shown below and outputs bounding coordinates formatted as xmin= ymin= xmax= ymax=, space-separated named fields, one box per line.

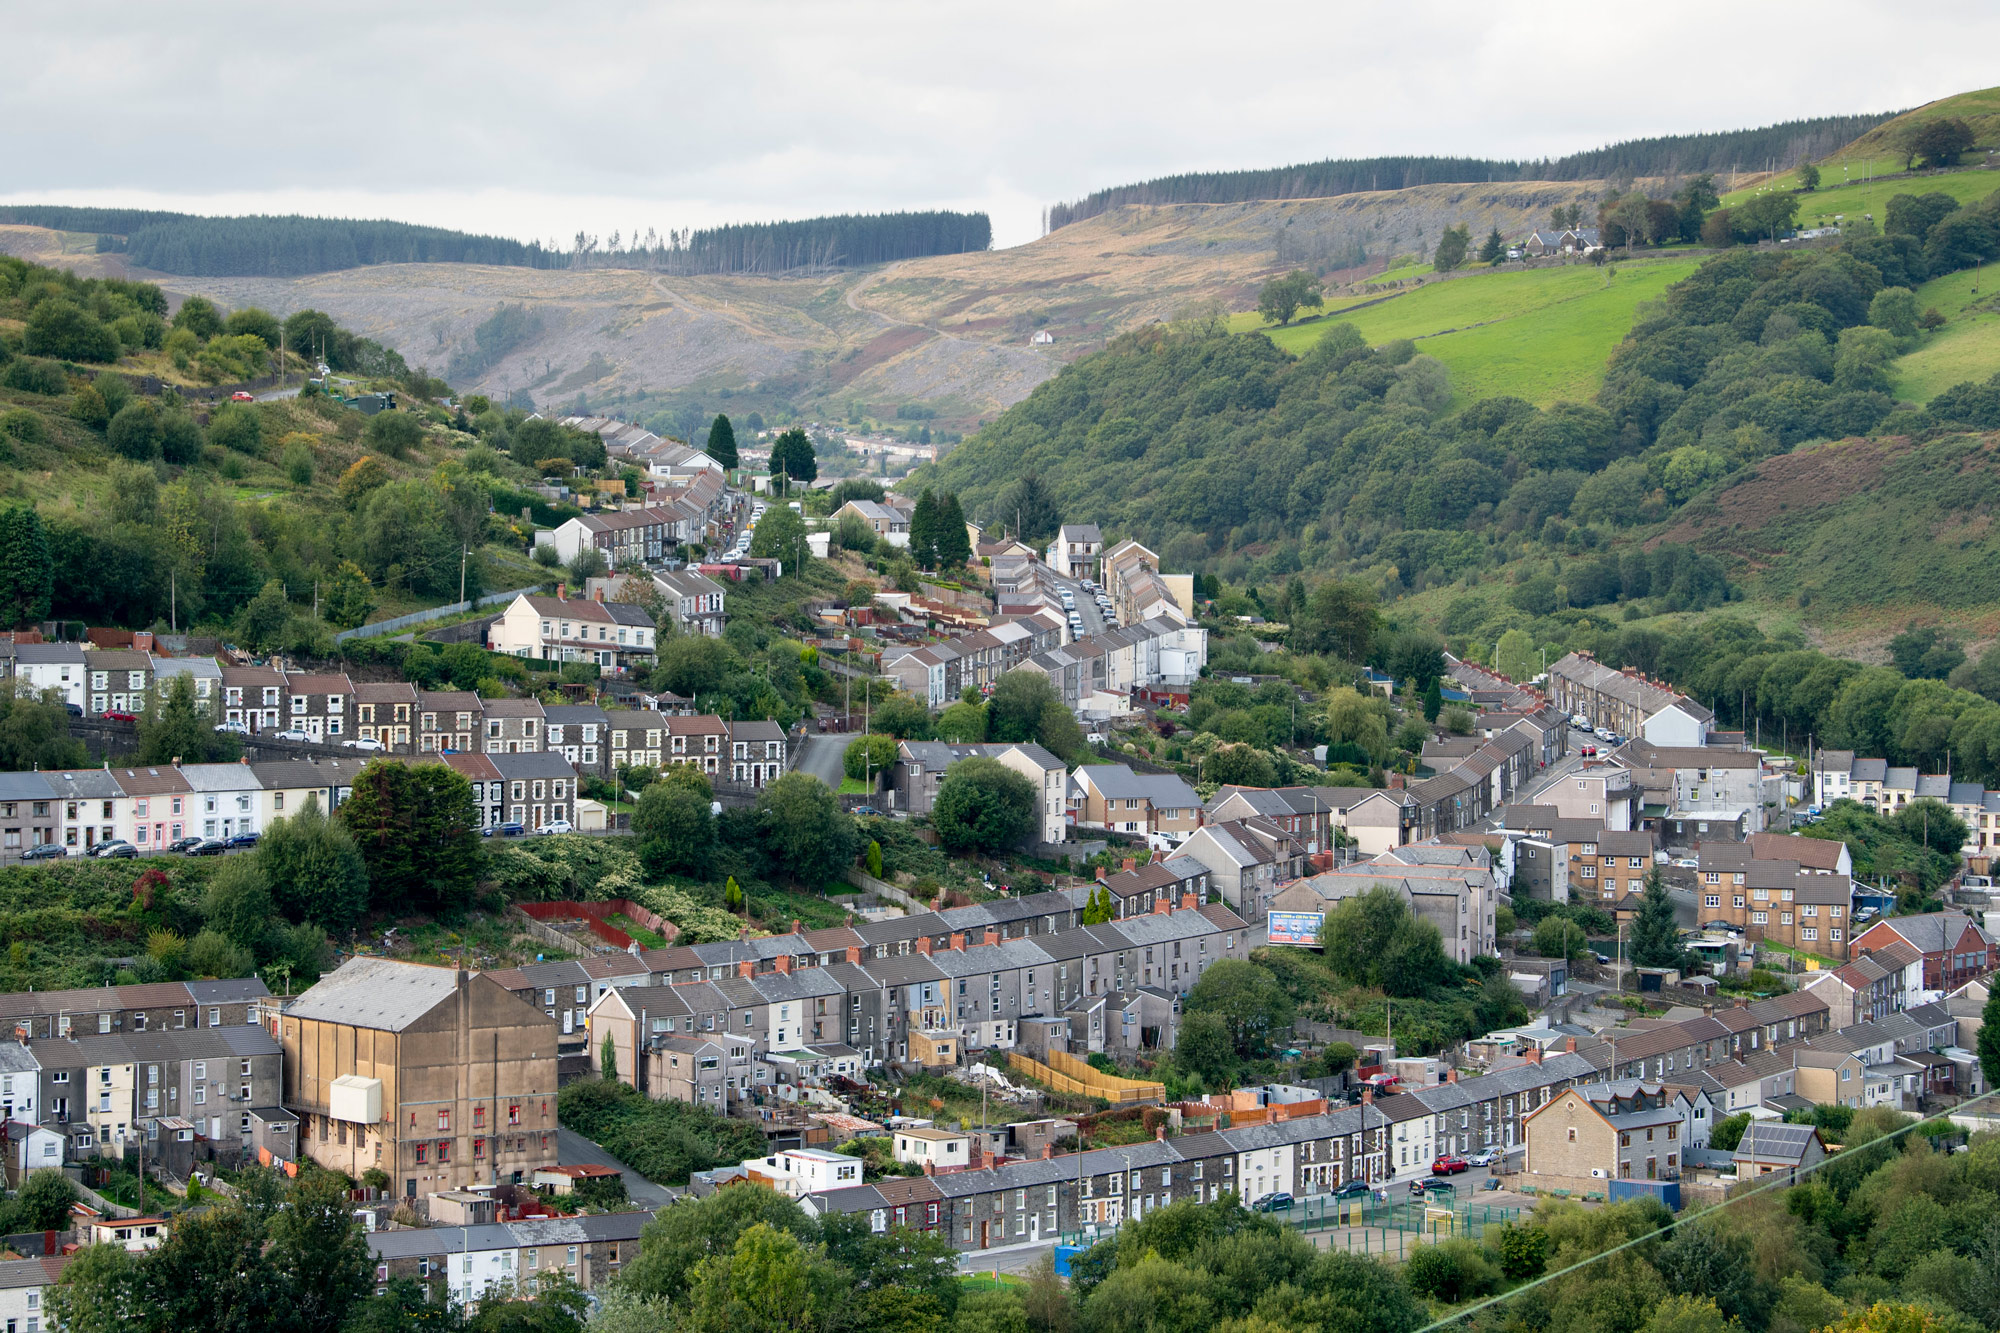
xmin=276 ymin=958 xmax=560 ymax=1197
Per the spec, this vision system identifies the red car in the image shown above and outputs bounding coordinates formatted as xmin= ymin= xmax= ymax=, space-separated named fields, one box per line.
xmin=1579 ymin=744 xmax=1598 ymax=758
xmin=102 ymin=711 xmax=139 ymax=722
xmin=1431 ymin=1155 xmax=1470 ymax=1175
xmin=230 ymin=390 xmax=255 ymax=402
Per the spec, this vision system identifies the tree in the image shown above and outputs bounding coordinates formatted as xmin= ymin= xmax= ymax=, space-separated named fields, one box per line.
xmin=756 ymin=772 xmax=859 ymax=889
xmin=174 ymin=295 xmax=224 ymax=339
xmin=749 ymin=505 xmax=809 ymax=569
xmin=1432 ymin=224 xmax=1472 ymax=272
xmin=320 ymin=561 xmax=376 ymax=630
xmin=258 ymin=793 xmax=369 ymax=934
xmin=24 ymin=300 xmax=119 ymax=362
xmin=634 ymin=783 xmax=717 ymax=879
xmin=1908 ymin=117 xmax=1975 ymax=169
xmin=203 ymin=857 xmax=275 ymax=955
xmin=995 ymin=473 xmax=1060 ymax=544
xmin=338 ymin=761 xmax=481 ymax=914
xmin=725 ymin=875 xmax=745 ymax=912
xmin=0 ymin=506 xmax=53 ymax=627
xmin=1478 ymin=228 xmax=1505 ymax=264
xmin=1629 ymin=868 xmax=1683 ymax=969
xmin=238 ymin=579 xmax=293 ymax=654
xmin=1297 ymin=581 xmax=1380 ymax=660
xmin=1735 ymin=191 xmax=1800 ymax=242
xmin=602 ymin=1030 xmax=621 ymax=1083
xmin=106 ymin=400 xmax=161 ymax=459
xmin=624 ymin=1190 xmax=821 ymax=1304
xmin=1797 ymin=163 xmax=1822 ymax=192
xmin=842 ymin=733 xmax=897 ymax=783
xmin=1709 ymin=1112 xmax=1752 ymax=1152
xmin=1175 ymin=1011 xmax=1235 ymax=1086
xmin=768 ymin=428 xmax=817 ymax=487
xmin=908 ymin=489 xmax=941 ymax=568
xmin=207 ymin=401 xmax=263 ymax=454
xmin=654 ymin=636 xmax=738 ymax=699
xmin=1534 ymin=916 xmax=1587 ymax=960
xmin=936 ymin=699 xmax=988 ymax=742
xmin=870 ymin=694 xmax=934 ymax=740
xmin=1493 ymin=629 xmax=1537 ymax=682
xmin=1185 ymin=959 xmax=1292 ymax=1058
xmin=1978 ymin=983 xmax=2000 ymax=1093
xmin=935 ymin=493 xmax=972 ymax=568
xmin=1203 ymin=743 xmax=1277 ymax=787
xmin=10 ymin=1169 xmax=76 ymax=1231
xmin=707 ymin=414 xmax=739 ymax=469
xmin=269 ymin=1169 xmax=374 ymax=1333
xmin=1256 ymin=270 xmax=1325 ymax=326
xmin=45 ymin=1239 xmax=144 ymax=1333
xmin=986 ymin=670 xmax=1069 ymax=753
xmin=1080 ymin=885 xmax=1113 ymax=925
xmin=933 ymin=757 xmax=1038 ymax=854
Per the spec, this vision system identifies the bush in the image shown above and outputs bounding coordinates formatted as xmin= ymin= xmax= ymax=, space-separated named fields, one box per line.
xmin=107 ymin=401 xmax=162 ymax=460
xmin=24 ymin=300 xmax=119 ymax=362
xmin=159 ymin=412 xmax=202 ymax=464
xmin=207 ymin=402 xmax=262 ymax=453
xmin=842 ymin=733 xmax=897 ymax=783
xmin=366 ymin=411 xmax=425 ymax=458
xmin=0 ymin=409 xmax=45 ymax=445
xmin=556 ymin=1079 xmax=765 ymax=1185
xmin=1403 ymin=1238 xmax=1501 ymax=1303
xmin=2 ymin=358 xmax=68 ymax=396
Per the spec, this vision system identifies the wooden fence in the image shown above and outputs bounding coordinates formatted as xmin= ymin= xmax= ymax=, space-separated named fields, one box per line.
xmin=1008 ymin=1050 xmax=1164 ymax=1105
xmin=516 ymin=899 xmax=676 ymax=951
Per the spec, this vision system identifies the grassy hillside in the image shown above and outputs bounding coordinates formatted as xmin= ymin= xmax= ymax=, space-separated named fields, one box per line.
xmin=1234 ymin=257 xmax=1701 ymax=406
xmin=1723 ymin=86 xmax=2000 ymax=194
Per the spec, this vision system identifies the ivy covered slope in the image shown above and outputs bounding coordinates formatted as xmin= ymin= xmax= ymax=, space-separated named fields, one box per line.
xmin=920 ymin=184 xmax=2000 ymax=635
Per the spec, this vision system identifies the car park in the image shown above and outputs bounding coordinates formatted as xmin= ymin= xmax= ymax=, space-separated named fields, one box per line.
xmin=187 ymin=839 xmax=227 ymax=856
xmin=21 ymin=843 xmax=65 ymax=861
xmin=535 ymin=819 xmax=573 ymax=836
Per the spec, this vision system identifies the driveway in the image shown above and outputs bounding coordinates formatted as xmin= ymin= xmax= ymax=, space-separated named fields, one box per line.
xmin=794 ymin=733 xmax=849 ymax=789
xmin=555 ymin=1127 xmax=675 ymax=1211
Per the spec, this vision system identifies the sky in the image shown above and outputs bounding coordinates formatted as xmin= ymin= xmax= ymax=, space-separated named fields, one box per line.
xmin=6 ymin=1 xmax=1997 ymax=250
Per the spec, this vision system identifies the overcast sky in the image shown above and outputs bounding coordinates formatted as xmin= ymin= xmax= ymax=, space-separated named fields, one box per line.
xmin=7 ymin=1 xmax=1995 ymax=250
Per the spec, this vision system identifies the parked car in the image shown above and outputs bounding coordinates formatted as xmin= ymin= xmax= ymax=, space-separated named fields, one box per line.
xmin=1673 ymin=857 xmax=1698 ymax=868
xmin=1416 ymin=1178 xmax=1456 ymax=1197
xmin=1594 ymin=951 xmax=1613 ymax=964
xmin=21 ymin=843 xmax=66 ymax=861
xmin=272 ymin=728 xmax=312 ymax=743
xmin=102 ymin=710 xmax=139 ymax=723
xmin=230 ymin=390 xmax=255 ymax=402
xmin=215 ymin=721 xmax=252 ymax=735
xmin=187 ymin=839 xmax=227 ymax=856
xmin=63 ymin=702 xmax=83 ymax=717
xmin=853 ymin=806 xmax=881 ymax=817
xmin=1467 ymin=1149 xmax=1500 ymax=1167
xmin=1431 ymin=1155 xmax=1470 ymax=1175
xmin=93 ymin=841 xmax=138 ymax=859
xmin=1250 ymin=1191 xmax=1295 ymax=1213
xmin=535 ymin=820 xmax=573 ymax=836
xmin=224 ymin=831 xmax=260 ymax=849
xmin=166 ymin=836 xmax=205 ymax=854
xmin=481 ymin=822 xmax=525 ymax=838
xmin=1578 ymin=744 xmax=1597 ymax=758
xmin=1332 ymin=1179 xmax=1371 ymax=1199
xmin=342 ymin=738 xmax=384 ymax=751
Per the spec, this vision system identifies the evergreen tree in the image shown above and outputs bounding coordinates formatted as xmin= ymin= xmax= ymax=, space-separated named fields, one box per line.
xmin=1629 ymin=868 xmax=1684 ymax=969
xmin=997 ymin=473 xmax=1061 ymax=545
xmin=256 ymin=794 xmax=370 ymax=934
xmin=707 ymin=414 xmax=739 ymax=470
xmin=338 ymin=761 xmax=480 ymax=915
xmin=1422 ymin=678 xmax=1443 ymax=722
xmin=935 ymin=492 xmax=972 ymax=568
xmin=908 ymin=489 xmax=941 ymax=569
xmin=1478 ymin=227 xmax=1506 ymax=263
xmin=768 ymin=428 xmax=816 ymax=489
xmin=0 ymin=506 xmax=53 ymax=627
xmin=137 ymin=674 xmax=229 ymax=765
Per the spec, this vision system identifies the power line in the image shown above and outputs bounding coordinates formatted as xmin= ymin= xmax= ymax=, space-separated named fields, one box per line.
xmin=1413 ymin=1088 xmax=1999 ymax=1333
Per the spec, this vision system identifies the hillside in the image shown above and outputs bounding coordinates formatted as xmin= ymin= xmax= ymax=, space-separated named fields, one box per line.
xmin=0 ymin=181 xmax=1607 ymax=427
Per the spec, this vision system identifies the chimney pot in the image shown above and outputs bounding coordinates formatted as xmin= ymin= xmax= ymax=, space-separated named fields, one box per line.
xmin=1181 ymin=892 xmax=1198 ymax=910
xmin=916 ymin=937 xmax=933 ymax=956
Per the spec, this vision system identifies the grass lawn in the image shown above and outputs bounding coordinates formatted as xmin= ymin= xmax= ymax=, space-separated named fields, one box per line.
xmin=1892 ymin=266 xmax=2000 ymax=402
xmin=1251 ymin=258 xmax=1700 ymax=406
xmin=837 ymin=776 xmax=872 ymax=795
xmin=605 ymin=912 xmax=670 ymax=948
xmin=959 ymin=1274 xmax=1027 ymax=1291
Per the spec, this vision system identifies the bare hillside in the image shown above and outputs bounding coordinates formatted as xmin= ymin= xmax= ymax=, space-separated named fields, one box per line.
xmin=0 ymin=179 xmax=1603 ymax=420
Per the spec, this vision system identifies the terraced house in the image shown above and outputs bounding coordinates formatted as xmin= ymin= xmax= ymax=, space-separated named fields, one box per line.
xmin=487 ymin=592 xmax=656 ymax=674
xmin=418 ymin=690 xmax=483 ymax=754
xmin=84 ymin=650 xmax=153 ymax=717
xmin=354 ymin=682 xmax=419 ymax=750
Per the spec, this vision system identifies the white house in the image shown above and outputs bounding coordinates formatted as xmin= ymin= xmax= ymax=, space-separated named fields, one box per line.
xmin=892 ymin=1126 xmax=971 ymax=1170
xmin=4 ymin=645 xmax=88 ymax=710
xmin=487 ymin=593 xmax=656 ymax=674
xmin=1640 ymin=699 xmax=1714 ymax=748
xmin=0 ymin=1255 xmax=63 ymax=1328
xmin=743 ymin=1148 xmax=863 ymax=1198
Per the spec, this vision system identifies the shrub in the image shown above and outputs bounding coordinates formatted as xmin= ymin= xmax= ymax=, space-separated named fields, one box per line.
xmin=207 ymin=402 xmax=262 ymax=454
xmin=2 ymin=358 xmax=68 ymax=396
xmin=107 ymin=401 xmax=163 ymax=461
xmin=0 ymin=409 xmax=46 ymax=444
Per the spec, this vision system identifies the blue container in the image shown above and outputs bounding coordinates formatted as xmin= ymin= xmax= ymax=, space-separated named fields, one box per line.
xmin=1053 ymin=1245 xmax=1087 ymax=1277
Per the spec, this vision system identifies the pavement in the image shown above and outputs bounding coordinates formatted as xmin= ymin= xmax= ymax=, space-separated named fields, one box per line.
xmin=793 ymin=733 xmax=849 ymax=789
xmin=555 ymin=1127 xmax=676 ymax=1211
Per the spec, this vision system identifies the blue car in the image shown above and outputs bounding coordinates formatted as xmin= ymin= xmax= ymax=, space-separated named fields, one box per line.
xmin=225 ymin=831 xmax=261 ymax=849
xmin=482 ymin=822 xmax=526 ymax=838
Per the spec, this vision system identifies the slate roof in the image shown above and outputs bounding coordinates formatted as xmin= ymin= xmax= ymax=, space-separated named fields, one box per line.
xmin=284 ymin=957 xmax=461 ymax=1031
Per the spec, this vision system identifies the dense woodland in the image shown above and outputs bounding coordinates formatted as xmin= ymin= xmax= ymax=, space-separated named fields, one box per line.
xmin=573 ymin=211 xmax=994 ymax=274
xmin=1045 ymin=112 xmax=1898 ymax=228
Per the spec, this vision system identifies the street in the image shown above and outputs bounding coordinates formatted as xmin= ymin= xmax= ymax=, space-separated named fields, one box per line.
xmin=793 ymin=733 xmax=849 ymax=789
xmin=555 ymin=1127 xmax=676 ymax=1211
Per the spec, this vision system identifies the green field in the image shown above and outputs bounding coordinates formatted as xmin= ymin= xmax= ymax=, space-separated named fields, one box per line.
xmin=1893 ymin=266 xmax=2000 ymax=402
xmin=1720 ymin=167 xmax=1999 ymax=226
xmin=1244 ymin=257 xmax=1700 ymax=406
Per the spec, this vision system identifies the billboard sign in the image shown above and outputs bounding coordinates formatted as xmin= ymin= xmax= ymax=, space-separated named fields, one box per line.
xmin=1267 ymin=911 xmax=1324 ymax=948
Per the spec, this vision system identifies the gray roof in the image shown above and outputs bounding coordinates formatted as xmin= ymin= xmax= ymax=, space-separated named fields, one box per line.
xmin=542 ymin=705 xmax=610 ymax=725
xmin=368 ymin=1223 xmax=519 ymax=1260
xmin=1077 ymin=765 xmax=1201 ymax=808
xmin=44 ymin=768 xmax=125 ymax=799
xmin=489 ymin=751 xmax=580 ymax=780
xmin=284 ymin=958 xmax=463 ymax=1032
xmin=1734 ymin=1121 xmax=1820 ymax=1163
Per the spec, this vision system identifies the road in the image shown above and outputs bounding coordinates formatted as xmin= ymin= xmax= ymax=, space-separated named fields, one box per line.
xmin=254 ymin=385 xmax=301 ymax=402
xmin=555 ymin=1127 xmax=676 ymax=1211
xmin=794 ymin=734 xmax=849 ymax=789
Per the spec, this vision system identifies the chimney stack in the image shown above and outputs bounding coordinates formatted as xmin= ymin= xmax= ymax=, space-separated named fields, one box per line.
xmin=1361 ymin=1087 xmax=1373 ymax=1106
xmin=557 ymin=583 xmax=567 ymax=601
xmin=1041 ymin=1143 xmax=1054 ymax=1161
xmin=1122 ymin=858 xmax=1135 ymax=873
xmin=982 ymin=927 xmax=1000 ymax=946
xmin=1445 ymin=1068 xmax=1457 ymax=1083
xmin=792 ymin=919 xmax=803 ymax=936
xmin=949 ymin=932 xmax=966 ymax=952
xmin=737 ymin=960 xmax=755 ymax=978
xmin=1181 ymin=892 xmax=1198 ymax=911
xmin=1524 ymin=1046 xmax=1542 ymax=1065
xmin=1564 ymin=1036 xmax=1577 ymax=1053
xmin=1095 ymin=866 xmax=1107 ymax=882
xmin=1153 ymin=897 xmax=1169 ymax=916
xmin=845 ymin=945 xmax=863 ymax=965
xmin=915 ymin=937 xmax=933 ymax=956
xmin=774 ymin=955 xmax=793 ymax=975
